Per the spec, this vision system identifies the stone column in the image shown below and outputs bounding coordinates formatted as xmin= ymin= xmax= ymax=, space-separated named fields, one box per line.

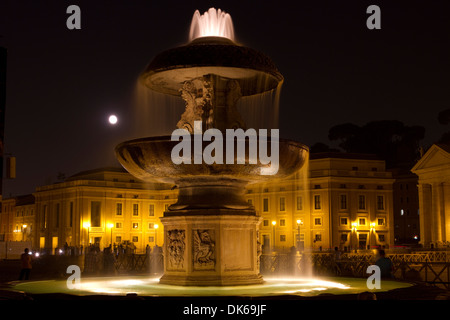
xmin=418 ymin=183 xmax=432 ymax=247
xmin=442 ymin=183 xmax=450 ymax=243
xmin=432 ymin=183 xmax=442 ymax=244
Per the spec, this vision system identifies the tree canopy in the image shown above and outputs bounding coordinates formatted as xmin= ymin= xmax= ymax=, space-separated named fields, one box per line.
xmin=312 ymin=120 xmax=425 ymax=168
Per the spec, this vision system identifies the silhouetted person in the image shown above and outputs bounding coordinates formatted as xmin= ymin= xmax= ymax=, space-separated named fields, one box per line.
xmin=19 ymin=248 xmax=32 ymax=280
xmin=375 ymin=249 xmax=393 ymax=279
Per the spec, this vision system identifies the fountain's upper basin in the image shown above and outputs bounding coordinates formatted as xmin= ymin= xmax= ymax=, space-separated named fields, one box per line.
xmin=140 ymin=37 xmax=283 ymax=96
xmin=115 ymin=135 xmax=308 ymax=185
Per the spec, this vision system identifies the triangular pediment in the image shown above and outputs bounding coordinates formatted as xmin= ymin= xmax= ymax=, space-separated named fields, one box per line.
xmin=412 ymin=144 xmax=450 ymax=173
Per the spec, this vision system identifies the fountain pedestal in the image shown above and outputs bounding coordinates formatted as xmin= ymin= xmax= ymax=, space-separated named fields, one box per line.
xmin=160 ymin=212 xmax=263 ymax=286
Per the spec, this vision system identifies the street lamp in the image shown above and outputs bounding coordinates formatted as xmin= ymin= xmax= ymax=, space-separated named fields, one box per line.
xmin=108 ymin=223 xmax=114 ymax=246
xmin=296 ymin=219 xmax=303 ymax=251
xmin=154 ymin=224 xmax=159 ymax=246
xmin=271 ymin=220 xmax=276 ymax=252
xmin=22 ymin=224 xmax=27 ymax=241
xmin=83 ymin=222 xmax=91 ymax=246
xmin=370 ymin=222 xmax=376 ymax=249
xmin=351 ymin=222 xmax=358 ymax=252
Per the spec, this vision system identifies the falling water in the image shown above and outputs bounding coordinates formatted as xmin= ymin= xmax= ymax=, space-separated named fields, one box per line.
xmin=189 ymin=8 xmax=235 ymax=41
xmin=237 ymin=78 xmax=283 ymax=130
xmin=132 ymin=81 xmax=184 ymax=137
xmin=297 ymin=152 xmax=313 ymax=278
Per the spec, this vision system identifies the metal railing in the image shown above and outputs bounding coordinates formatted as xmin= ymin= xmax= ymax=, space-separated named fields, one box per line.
xmin=83 ymin=252 xmax=163 ymax=275
xmin=260 ymin=250 xmax=450 ymax=289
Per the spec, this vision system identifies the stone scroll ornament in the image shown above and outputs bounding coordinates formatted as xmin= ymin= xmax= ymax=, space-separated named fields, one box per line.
xmin=167 ymin=229 xmax=186 ymax=269
xmin=193 ymin=230 xmax=215 ymax=269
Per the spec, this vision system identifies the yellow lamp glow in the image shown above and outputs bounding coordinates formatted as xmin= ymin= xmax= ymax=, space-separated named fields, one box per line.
xmin=83 ymin=222 xmax=91 ymax=229
xmin=271 ymin=220 xmax=276 ymax=226
xmin=108 ymin=223 xmax=114 ymax=228
xmin=154 ymin=224 xmax=159 ymax=229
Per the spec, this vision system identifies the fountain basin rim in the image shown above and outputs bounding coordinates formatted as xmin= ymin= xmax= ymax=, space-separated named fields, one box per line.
xmin=115 ymin=135 xmax=309 ymax=185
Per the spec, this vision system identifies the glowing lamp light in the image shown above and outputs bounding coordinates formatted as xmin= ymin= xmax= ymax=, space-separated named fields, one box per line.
xmin=271 ymin=221 xmax=276 ymax=226
xmin=296 ymin=219 xmax=303 ymax=225
xmin=108 ymin=223 xmax=114 ymax=228
xmin=154 ymin=224 xmax=159 ymax=230
xmin=83 ymin=222 xmax=91 ymax=229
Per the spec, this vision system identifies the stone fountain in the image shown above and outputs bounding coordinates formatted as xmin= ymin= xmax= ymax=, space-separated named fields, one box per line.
xmin=115 ymin=8 xmax=308 ymax=286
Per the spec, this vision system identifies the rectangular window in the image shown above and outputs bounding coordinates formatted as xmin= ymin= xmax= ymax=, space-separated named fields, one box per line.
xmin=378 ymin=234 xmax=385 ymax=242
xmin=296 ymin=196 xmax=302 ymax=210
xmin=263 ymin=198 xmax=269 ymax=212
xmin=377 ymin=218 xmax=385 ymax=226
xmin=314 ymin=218 xmax=322 ymax=226
xmin=148 ymin=223 xmax=155 ymax=229
xmin=149 ymin=204 xmax=155 ymax=216
xmin=279 ymin=197 xmax=286 ymax=211
xmin=340 ymin=195 xmax=347 ymax=210
xmin=280 ymin=235 xmax=286 ymax=242
xmin=132 ymin=236 xmax=138 ymax=243
xmin=133 ymin=204 xmax=139 ymax=216
xmin=315 ymin=234 xmax=322 ymax=242
xmin=377 ymin=196 xmax=385 ymax=210
xmin=263 ymin=220 xmax=269 ymax=227
xmin=116 ymin=203 xmax=123 ymax=216
xmin=314 ymin=195 xmax=321 ymax=210
xmin=91 ymin=201 xmax=101 ymax=227
xmin=359 ymin=218 xmax=366 ymax=226
xmin=358 ymin=195 xmax=366 ymax=210
xmin=115 ymin=222 xmax=122 ymax=229
xmin=341 ymin=234 xmax=348 ymax=242
xmin=115 ymin=236 xmax=122 ymax=243
xmin=340 ymin=217 xmax=348 ymax=226
xmin=280 ymin=219 xmax=286 ymax=226
xmin=148 ymin=236 xmax=155 ymax=243
xmin=132 ymin=222 xmax=139 ymax=229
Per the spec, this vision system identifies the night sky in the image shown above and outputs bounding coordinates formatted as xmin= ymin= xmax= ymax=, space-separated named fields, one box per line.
xmin=0 ymin=0 xmax=449 ymax=197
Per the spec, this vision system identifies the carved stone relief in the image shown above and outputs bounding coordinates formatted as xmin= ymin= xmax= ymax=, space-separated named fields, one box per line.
xmin=193 ymin=229 xmax=215 ymax=270
xmin=167 ymin=229 xmax=186 ymax=270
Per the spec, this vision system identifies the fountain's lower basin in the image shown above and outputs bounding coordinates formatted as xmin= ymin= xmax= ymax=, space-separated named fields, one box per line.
xmin=7 ymin=276 xmax=412 ymax=297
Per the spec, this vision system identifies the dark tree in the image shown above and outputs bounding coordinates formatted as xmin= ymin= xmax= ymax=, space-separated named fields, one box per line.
xmin=327 ymin=120 xmax=425 ymax=168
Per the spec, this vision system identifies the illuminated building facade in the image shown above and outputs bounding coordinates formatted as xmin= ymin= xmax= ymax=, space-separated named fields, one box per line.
xmin=0 ymin=194 xmax=35 ymax=242
xmin=32 ymin=168 xmax=176 ymax=253
xmin=412 ymin=144 xmax=450 ymax=248
xmin=252 ymin=153 xmax=395 ymax=252
xmin=0 ymin=153 xmax=395 ymax=254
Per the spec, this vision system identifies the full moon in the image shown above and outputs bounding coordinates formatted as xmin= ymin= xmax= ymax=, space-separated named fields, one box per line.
xmin=108 ymin=115 xmax=118 ymax=125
